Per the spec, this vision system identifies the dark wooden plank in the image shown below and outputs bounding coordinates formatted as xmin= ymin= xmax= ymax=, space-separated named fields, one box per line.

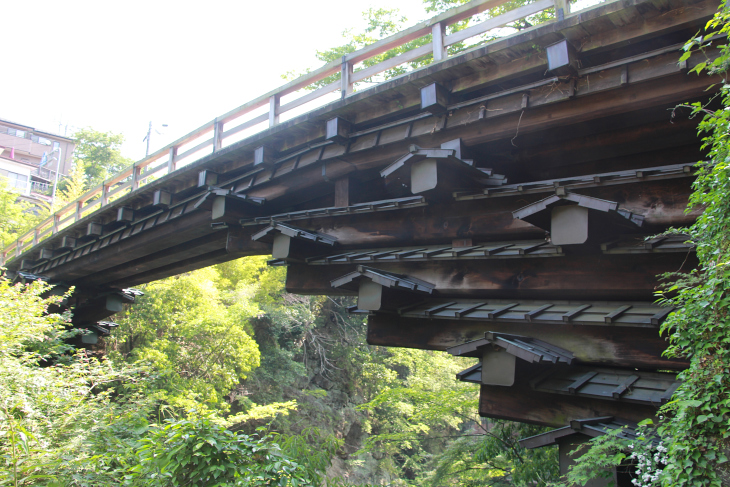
xmin=524 ymin=304 xmax=553 ymax=322
xmin=650 ymin=307 xmax=675 ymax=325
xmin=569 ymin=372 xmax=598 ymax=394
xmin=612 ymin=375 xmax=640 ymax=398
xmin=604 ymin=305 xmax=632 ymax=324
xmin=562 ymin=304 xmax=592 ymax=322
xmin=456 ymin=302 xmax=488 ymax=318
xmin=488 ymin=303 xmax=520 ymax=319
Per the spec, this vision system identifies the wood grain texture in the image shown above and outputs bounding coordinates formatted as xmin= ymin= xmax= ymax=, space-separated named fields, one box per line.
xmin=366 ymin=313 xmax=687 ymax=370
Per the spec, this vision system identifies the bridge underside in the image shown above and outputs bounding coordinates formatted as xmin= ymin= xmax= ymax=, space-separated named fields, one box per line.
xmin=7 ymin=0 xmax=716 ymax=427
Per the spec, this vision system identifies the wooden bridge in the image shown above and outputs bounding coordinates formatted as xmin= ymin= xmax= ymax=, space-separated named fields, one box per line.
xmin=2 ymin=0 xmax=719 ymax=468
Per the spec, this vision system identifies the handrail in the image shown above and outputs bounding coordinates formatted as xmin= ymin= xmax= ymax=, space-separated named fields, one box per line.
xmin=1 ymin=0 xmax=571 ymax=265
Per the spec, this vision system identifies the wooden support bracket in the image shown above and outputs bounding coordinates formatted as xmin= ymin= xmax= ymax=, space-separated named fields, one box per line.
xmin=421 ymin=82 xmax=450 ymax=115
xmin=326 ymin=117 xmax=351 ymax=145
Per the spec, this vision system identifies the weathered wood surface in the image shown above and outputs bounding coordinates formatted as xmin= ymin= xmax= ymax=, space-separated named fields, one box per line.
xmin=287 ymin=252 xmax=696 ymax=300
xmin=366 ymin=313 xmax=686 ymax=370
xmin=4 ymin=0 xmax=718 ymax=269
xmin=477 ymin=364 xmax=661 ymax=426
xmin=260 ymin=177 xmax=696 ymax=250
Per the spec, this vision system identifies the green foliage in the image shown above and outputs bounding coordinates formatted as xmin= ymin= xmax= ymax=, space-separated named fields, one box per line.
xmin=127 ymin=415 xmax=314 ymax=486
xmin=564 ymin=426 xmax=634 ymax=486
xmin=0 ymin=181 xmax=48 ymax=247
xmin=72 ymin=127 xmax=133 ymax=188
xmin=357 ymin=349 xmax=558 ymax=486
xmin=57 ymin=162 xmax=88 ymax=206
xmin=284 ymin=0 xmax=556 ymax=92
xmin=649 ymin=8 xmax=730 ymax=483
xmin=568 ymin=3 xmax=730 ymax=485
xmin=0 ymin=274 xmax=154 ymax=486
xmin=107 ymin=266 xmax=261 ymax=414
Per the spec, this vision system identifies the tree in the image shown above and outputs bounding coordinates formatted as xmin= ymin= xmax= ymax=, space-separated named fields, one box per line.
xmin=0 ymin=181 xmax=48 ymax=248
xmin=106 ymin=266 xmax=262 ymax=415
xmin=0 ymin=273 xmax=153 ymax=486
xmin=71 ymin=127 xmax=133 ymax=188
xmin=356 ymin=348 xmax=559 ymax=486
xmin=283 ymin=0 xmax=557 ymax=91
xmin=57 ymin=162 xmax=87 ymax=206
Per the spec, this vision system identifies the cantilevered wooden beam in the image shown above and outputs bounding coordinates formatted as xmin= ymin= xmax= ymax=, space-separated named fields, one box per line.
xmin=286 ymin=252 xmax=696 ymax=300
xmin=476 ymin=361 xmax=661 ymax=426
xmin=366 ymin=313 xmax=687 ymax=370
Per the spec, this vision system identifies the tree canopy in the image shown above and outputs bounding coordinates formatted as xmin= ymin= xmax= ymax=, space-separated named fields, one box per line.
xmin=71 ymin=127 xmax=133 ymax=188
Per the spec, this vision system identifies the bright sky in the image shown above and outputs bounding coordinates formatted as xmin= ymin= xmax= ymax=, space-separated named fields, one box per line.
xmin=3 ymin=0 xmax=426 ymax=162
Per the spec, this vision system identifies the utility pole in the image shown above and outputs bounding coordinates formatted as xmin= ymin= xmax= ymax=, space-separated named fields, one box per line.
xmin=145 ymin=121 xmax=152 ymax=157
xmin=144 ymin=121 xmax=167 ymax=157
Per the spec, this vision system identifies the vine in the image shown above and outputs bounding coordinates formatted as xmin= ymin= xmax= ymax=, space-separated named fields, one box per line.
xmin=566 ymin=1 xmax=730 ymax=485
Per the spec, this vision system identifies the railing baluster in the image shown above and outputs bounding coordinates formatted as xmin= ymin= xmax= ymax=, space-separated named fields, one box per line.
xmin=131 ymin=165 xmax=141 ymax=191
xmin=213 ymin=119 xmax=224 ymax=151
xmin=432 ymin=22 xmax=447 ymax=62
xmin=268 ymin=96 xmax=280 ymax=127
xmin=167 ymin=147 xmax=178 ymax=174
xmin=554 ymin=0 xmax=570 ymax=20
xmin=341 ymin=56 xmax=353 ymax=99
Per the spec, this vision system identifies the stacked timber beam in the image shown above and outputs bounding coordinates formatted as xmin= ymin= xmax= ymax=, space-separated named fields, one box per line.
xmin=1 ymin=0 xmax=717 ymax=476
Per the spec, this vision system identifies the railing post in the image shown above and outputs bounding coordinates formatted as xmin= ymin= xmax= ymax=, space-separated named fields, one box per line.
xmin=101 ymin=184 xmax=109 ymax=207
xmin=76 ymin=201 xmax=83 ymax=221
xmin=33 ymin=228 xmax=39 ymax=246
xmin=341 ymin=56 xmax=353 ymax=99
xmin=131 ymin=165 xmax=141 ymax=191
xmin=432 ymin=22 xmax=447 ymax=62
xmin=213 ymin=119 xmax=224 ymax=151
xmin=268 ymin=96 xmax=280 ymax=127
xmin=554 ymin=0 xmax=569 ymax=21
xmin=53 ymin=214 xmax=60 ymax=234
xmin=167 ymin=147 xmax=178 ymax=174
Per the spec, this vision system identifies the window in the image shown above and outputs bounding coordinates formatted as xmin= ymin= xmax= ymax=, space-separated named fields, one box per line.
xmin=31 ymin=135 xmax=52 ymax=146
xmin=52 ymin=141 xmax=60 ymax=150
xmin=7 ymin=172 xmax=28 ymax=191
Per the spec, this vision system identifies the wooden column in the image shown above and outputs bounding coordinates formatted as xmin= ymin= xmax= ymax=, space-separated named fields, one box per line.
xmin=268 ymin=96 xmax=280 ymax=127
xmin=432 ymin=22 xmax=446 ymax=62
xmin=341 ymin=56 xmax=353 ymax=99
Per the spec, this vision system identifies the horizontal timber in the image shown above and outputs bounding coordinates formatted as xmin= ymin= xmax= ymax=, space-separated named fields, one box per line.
xmin=286 ymin=252 xmax=697 ymax=300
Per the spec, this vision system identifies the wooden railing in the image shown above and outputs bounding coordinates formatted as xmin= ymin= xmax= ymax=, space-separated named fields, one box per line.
xmin=1 ymin=0 xmax=573 ymax=265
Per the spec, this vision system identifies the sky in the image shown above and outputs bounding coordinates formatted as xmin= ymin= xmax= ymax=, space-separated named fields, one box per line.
xmin=3 ymin=0 xmax=426 ymax=162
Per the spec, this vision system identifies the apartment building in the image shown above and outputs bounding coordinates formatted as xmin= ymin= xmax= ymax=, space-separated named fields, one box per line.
xmin=0 ymin=117 xmax=75 ymax=182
